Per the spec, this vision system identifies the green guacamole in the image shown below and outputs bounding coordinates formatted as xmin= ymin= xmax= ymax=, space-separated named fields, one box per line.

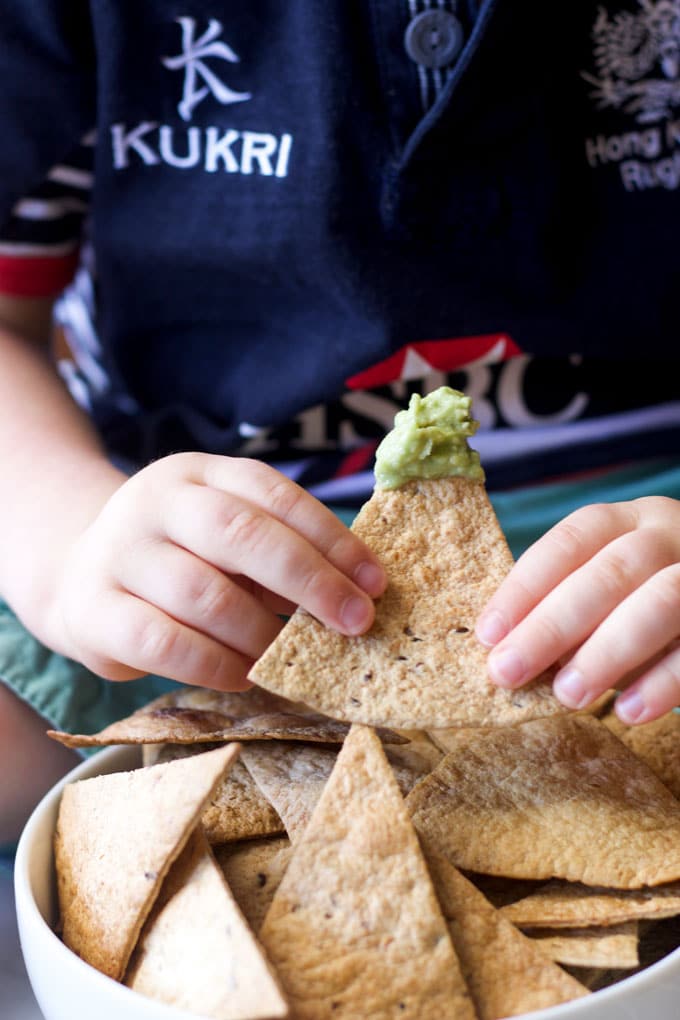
xmin=374 ymin=387 xmax=484 ymax=490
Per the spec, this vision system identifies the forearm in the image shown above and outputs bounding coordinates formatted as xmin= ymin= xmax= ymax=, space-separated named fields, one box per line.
xmin=0 ymin=321 xmax=126 ymax=652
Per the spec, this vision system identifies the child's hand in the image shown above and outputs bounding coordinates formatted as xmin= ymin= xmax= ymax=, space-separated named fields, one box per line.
xmin=475 ymin=496 xmax=680 ymax=724
xmin=54 ymin=454 xmax=386 ymax=690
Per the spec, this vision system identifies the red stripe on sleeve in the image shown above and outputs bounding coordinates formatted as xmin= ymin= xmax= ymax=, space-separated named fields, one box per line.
xmin=0 ymin=251 xmax=80 ymax=297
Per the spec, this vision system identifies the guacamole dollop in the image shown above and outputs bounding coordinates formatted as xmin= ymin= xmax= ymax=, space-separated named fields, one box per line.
xmin=374 ymin=387 xmax=484 ymax=490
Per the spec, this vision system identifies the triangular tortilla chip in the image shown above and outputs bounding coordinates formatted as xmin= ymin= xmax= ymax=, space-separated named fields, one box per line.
xmin=143 ymin=744 xmax=285 ymax=843
xmin=422 ymin=848 xmax=589 ymax=1018
xmin=47 ymin=684 xmax=405 ymax=749
xmin=258 ymin=724 xmax=476 ymax=1019
xmin=214 ymin=836 xmax=293 ymax=933
xmin=390 ymin=729 xmax=444 ymax=772
xmin=240 ymin=743 xmax=336 ymax=843
xmin=499 ymin=878 xmax=680 ymax=928
xmin=406 ymin=715 xmax=680 ymax=888
xmin=426 ymin=692 xmax=617 ymax=756
xmin=426 ymin=724 xmax=494 ymax=755
xmin=603 ymin=708 xmax=680 ymax=800
xmin=126 ymin=828 xmax=288 ymax=1018
xmin=250 ymin=477 xmax=563 ymax=728
xmin=54 ymin=743 xmax=239 ymax=980
xmin=525 ymin=923 xmax=639 ymax=969
xmin=241 ymin=741 xmax=428 ymax=843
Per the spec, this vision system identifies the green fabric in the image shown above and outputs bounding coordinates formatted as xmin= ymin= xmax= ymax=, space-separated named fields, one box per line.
xmin=489 ymin=457 xmax=680 ymax=560
xmin=0 ymin=600 xmax=178 ymax=755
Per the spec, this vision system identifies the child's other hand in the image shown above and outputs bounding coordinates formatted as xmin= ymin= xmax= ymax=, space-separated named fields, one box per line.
xmin=54 ymin=454 xmax=386 ymax=690
xmin=475 ymin=496 xmax=680 ymax=725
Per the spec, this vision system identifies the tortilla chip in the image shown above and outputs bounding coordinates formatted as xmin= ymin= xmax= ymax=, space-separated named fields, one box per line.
xmin=525 ymin=923 xmax=639 ymax=969
xmin=258 ymin=724 xmax=476 ymax=1019
xmin=426 ymin=725 xmax=494 ymax=755
xmin=389 ymin=729 xmax=444 ymax=773
xmin=142 ymin=744 xmax=285 ymax=843
xmin=54 ymin=743 xmax=239 ymax=980
xmin=406 ymin=714 xmax=680 ymax=888
xmin=241 ymin=740 xmax=428 ymax=843
xmin=422 ymin=847 xmax=589 ymax=1018
xmin=126 ymin=828 xmax=288 ymax=1018
xmin=214 ymin=836 xmax=293 ymax=933
xmin=499 ymin=878 xmax=680 ymax=928
xmin=240 ymin=743 xmax=336 ymax=844
xmin=603 ymin=708 xmax=680 ymax=800
xmin=250 ymin=477 xmax=563 ymax=729
xmin=47 ymin=684 xmax=405 ymax=749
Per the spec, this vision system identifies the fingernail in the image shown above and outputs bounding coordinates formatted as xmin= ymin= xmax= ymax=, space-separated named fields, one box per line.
xmin=488 ymin=647 xmax=526 ymax=688
xmin=354 ymin=561 xmax=386 ymax=597
xmin=616 ymin=690 xmax=646 ymax=724
xmin=476 ymin=610 xmax=509 ymax=647
xmin=553 ymin=668 xmax=588 ymax=709
xmin=341 ymin=595 xmax=373 ymax=635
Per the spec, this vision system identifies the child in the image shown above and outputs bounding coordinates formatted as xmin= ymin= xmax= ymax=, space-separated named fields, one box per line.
xmin=2 ymin=1 xmax=680 ymax=842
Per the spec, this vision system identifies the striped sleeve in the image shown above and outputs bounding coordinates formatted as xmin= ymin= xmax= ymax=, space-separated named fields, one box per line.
xmin=0 ymin=136 xmax=93 ymax=297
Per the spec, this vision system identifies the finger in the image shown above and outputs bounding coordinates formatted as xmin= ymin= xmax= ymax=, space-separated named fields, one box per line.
xmin=116 ymin=539 xmax=284 ymax=660
xmin=476 ymin=502 xmax=639 ymax=647
xmin=485 ymin=527 xmax=676 ymax=691
xmin=233 ymin=574 xmax=295 ymax=616
xmin=165 ymin=484 xmax=378 ymax=635
xmin=552 ymin=562 xmax=680 ymax=710
xmin=196 ymin=456 xmax=387 ymax=596
xmin=77 ymin=589 xmax=254 ymax=691
xmin=615 ymin=642 xmax=680 ymax=724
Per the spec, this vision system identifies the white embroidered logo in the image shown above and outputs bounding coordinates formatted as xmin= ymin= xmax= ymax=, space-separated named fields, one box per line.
xmin=110 ymin=15 xmax=292 ymax=178
xmin=582 ymin=1 xmax=680 ymax=190
xmin=583 ymin=0 xmax=680 ymax=123
xmin=162 ymin=17 xmax=251 ymax=122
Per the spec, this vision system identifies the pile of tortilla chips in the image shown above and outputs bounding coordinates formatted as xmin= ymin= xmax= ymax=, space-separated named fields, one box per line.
xmin=50 ymin=472 xmax=680 ymax=1019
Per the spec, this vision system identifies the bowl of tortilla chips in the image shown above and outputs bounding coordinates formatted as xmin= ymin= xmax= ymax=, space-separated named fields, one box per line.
xmin=14 ymin=402 xmax=680 ymax=1018
xmin=15 ymin=745 xmax=207 ymax=1020
xmin=14 ymin=703 xmax=680 ymax=1020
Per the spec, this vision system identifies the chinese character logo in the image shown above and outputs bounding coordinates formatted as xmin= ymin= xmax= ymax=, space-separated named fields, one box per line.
xmin=162 ymin=17 xmax=251 ymax=122
xmin=582 ymin=0 xmax=680 ymax=122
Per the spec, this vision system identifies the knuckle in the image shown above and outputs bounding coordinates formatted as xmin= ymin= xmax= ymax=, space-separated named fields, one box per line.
xmin=231 ymin=457 xmax=276 ymax=488
xmin=294 ymin=559 xmax=339 ymax=616
xmin=221 ymin=506 xmax=268 ymax=556
xmin=533 ymin=612 xmax=569 ymax=651
xmin=162 ymin=450 xmax=205 ymax=477
xmin=191 ymin=572 xmax=240 ymax=625
xmin=135 ymin=615 xmax=182 ymax=668
xmin=593 ymin=549 xmax=633 ymax=596
xmin=263 ymin=475 xmax=305 ymax=522
xmin=199 ymin=646 xmax=245 ymax=690
xmin=646 ymin=658 xmax=680 ymax=704
xmin=636 ymin=494 xmax=676 ymax=520
xmin=548 ymin=513 xmax=598 ymax=558
xmin=651 ymin=563 xmax=680 ymax=612
xmin=325 ymin=529 xmax=358 ymax=566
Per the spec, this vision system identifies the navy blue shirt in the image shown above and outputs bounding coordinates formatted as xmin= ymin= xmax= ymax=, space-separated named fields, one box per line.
xmin=2 ymin=0 xmax=680 ymax=501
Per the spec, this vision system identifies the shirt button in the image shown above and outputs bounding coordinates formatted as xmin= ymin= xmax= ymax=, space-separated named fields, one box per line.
xmin=404 ymin=10 xmax=464 ymax=69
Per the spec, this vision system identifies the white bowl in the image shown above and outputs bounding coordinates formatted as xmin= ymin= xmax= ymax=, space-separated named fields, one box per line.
xmin=14 ymin=745 xmax=680 ymax=1020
